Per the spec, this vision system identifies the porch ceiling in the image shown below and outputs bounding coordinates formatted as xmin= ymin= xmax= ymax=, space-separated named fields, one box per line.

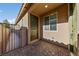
xmin=30 ymin=3 xmax=64 ymax=16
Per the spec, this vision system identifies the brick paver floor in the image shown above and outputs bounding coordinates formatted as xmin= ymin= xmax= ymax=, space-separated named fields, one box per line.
xmin=3 ymin=40 xmax=70 ymax=56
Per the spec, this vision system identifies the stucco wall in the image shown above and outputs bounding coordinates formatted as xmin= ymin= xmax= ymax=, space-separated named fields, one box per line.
xmin=16 ymin=12 xmax=29 ymax=29
xmin=41 ymin=4 xmax=69 ymax=45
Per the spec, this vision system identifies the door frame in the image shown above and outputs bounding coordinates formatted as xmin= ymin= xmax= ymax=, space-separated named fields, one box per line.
xmin=28 ymin=13 xmax=40 ymax=44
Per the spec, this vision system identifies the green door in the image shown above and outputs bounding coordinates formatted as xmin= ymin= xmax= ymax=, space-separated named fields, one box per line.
xmin=30 ymin=14 xmax=38 ymax=41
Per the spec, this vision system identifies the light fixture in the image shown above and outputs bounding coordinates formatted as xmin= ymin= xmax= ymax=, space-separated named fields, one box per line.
xmin=45 ymin=5 xmax=48 ymax=8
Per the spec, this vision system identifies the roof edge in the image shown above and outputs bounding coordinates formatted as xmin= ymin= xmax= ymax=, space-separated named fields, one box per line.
xmin=15 ymin=3 xmax=32 ymax=25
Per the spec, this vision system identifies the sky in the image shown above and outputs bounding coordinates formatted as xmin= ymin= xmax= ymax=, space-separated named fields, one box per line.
xmin=0 ymin=3 xmax=22 ymax=24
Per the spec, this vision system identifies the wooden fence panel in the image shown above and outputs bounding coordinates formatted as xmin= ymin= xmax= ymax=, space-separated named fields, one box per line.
xmin=0 ymin=24 xmax=28 ymax=55
xmin=0 ymin=24 xmax=2 ymax=55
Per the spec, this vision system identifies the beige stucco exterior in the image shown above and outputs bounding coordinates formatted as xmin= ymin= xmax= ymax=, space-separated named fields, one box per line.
xmin=16 ymin=12 xmax=29 ymax=29
xmin=39 ymin=4 xmax=69 ymax=46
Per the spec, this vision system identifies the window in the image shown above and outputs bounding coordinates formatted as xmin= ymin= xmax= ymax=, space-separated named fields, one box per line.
xmin=44 ymin=16 xmax=49 ymax=30
xmin=49 ymin=14 xmax=57 ymax=30
xmin=44 ymin=13 xmax=57 ymax=31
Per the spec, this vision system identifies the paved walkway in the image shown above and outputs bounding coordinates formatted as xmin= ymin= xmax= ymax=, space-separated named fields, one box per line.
xmin=3 ymin=40 xmax=70 ymax=56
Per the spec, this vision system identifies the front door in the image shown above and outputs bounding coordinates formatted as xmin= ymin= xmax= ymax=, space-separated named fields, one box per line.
xmin=30 ymin=14 xmax=38 ymax=41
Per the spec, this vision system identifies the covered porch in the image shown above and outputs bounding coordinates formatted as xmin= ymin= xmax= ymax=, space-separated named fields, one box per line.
xmin=15 ymin=3 xmax=78 ymax=55
xmin=28 ymin=3 xmax=78 ymax=55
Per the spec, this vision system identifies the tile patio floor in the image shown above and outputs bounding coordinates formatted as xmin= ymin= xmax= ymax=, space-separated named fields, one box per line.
xmin=3 ymin=40 xmax=70 ymax=56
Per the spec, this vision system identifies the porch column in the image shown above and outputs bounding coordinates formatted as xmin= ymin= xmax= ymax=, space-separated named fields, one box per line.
xmin=68 ymin=3 xmax=77 ymax=55
xmin=27 ymin=13 xmax=31 ymax=44
xmin=77 ymin=3 xmax=79 ymax=55
xmin=39 ymin=17 xmax=43 ymax=39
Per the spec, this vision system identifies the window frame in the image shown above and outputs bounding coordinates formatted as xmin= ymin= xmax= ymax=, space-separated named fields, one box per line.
xmin=43 ymin=12 xmax=58 ymax=32
xmin=44 ymin=16 xmax=50 ymax=30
